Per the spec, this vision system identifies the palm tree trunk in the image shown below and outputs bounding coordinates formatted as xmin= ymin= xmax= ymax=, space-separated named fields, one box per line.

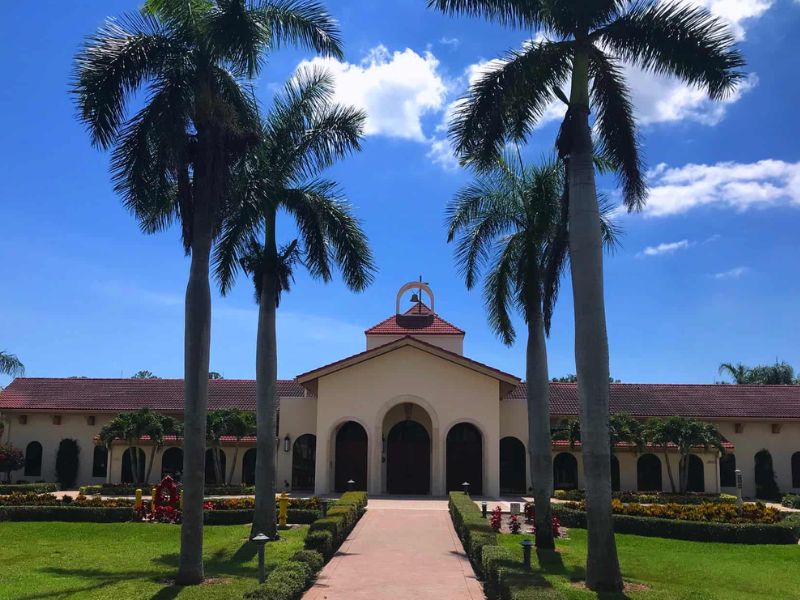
xmin=177 ymin=189 xmax=214 ymax=585
xmin=526 ymin=298 xmax=555 ymax=549
xmin=566 ymin=46 xmax=623 ymax=592
xmin=228 ymin=442 xmax=240 ymax=486
xmin=679 ymin=454 xmax=688 ymax=493
xmin=662 ymin=448 xmax=677 ymax=492
xmin=145 ymin=446 xmax=157 ymax=485
xmin=213 ymin=445 xmax=223 ymax=485
xmin=129 ymin=443 xmax=138 ymax=485
xmin=251 ymin=212 xmax=278 ymax=539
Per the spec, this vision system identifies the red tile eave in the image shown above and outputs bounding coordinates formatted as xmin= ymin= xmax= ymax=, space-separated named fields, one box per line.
xmin=552 ymin=440 xmax=735 ymax=452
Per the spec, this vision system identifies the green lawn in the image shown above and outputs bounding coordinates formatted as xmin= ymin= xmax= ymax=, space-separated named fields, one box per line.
xmin=0 ymin=522 xmax=307 ymax=600
xmin=498 ymin=529 xmax=800 ymax=599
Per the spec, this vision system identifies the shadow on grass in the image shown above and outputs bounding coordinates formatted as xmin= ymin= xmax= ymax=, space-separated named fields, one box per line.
xmin=27 ymin=540 xmax=270 ymax=600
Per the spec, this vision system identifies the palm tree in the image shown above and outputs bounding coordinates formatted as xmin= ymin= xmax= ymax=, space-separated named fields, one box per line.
xmin=215 ymin=67 xmax=373 ymax=537
xmin=222 ymin=409 xmax=256 ymax=485
xmin=132 ymin=370 xmax=159 ymax=379
xmin=206 ymin=409 xmax=229 ymax=485
xmin=73 ymin=0 xmax=342 ymax=584
xmin=428 ymin=0 xmax=744 ymax=590
xmin=644 ymin=416 xmax=724 ymax=493
xmin=718 ymin=362 xmax=750 ymax=384
xmin=0 ymin=351 xmax=24 ymax=377
xmin=447 ymin=155 xmax=618 ymax=549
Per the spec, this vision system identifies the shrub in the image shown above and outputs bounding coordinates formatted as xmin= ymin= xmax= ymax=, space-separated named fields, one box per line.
xmin=290 ymin=550 xmax=324 ymax=574
xmin=304 ymin=530 xmax=333 ymax=559
xmin=554 ymin=489 xmax=737 ymax=505
xmin=302 ymin=491 xmax=366 ymax=560
xmin=55 ymin=439 xmax=80 ymax=489
xmin=553 ymin=505 xmax=800 ymax=544
xmin=243 ymin=561 xmax=310 ymax=600
xmin=781 ymin=494 xmax=800 ymax=509
xmin=0 ymin=444 xmax=25 ymax=483
xmin=564 ymin=499 xmax=782 ymax=524
xmin=0 ymin=483 xmax=57 ymax=495
xmin=448 ymin=492 xmax=497 ymax=574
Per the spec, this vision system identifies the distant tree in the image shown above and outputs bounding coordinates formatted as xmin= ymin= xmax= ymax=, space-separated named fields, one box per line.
xmin=208 ymin=372 xmax=224 ymax=380
xmin=644 ymin=416 xmax=724 ymax=493
xmin=0 ymin=444 xmax=25 ymax=483
xmin=553 ymin=413 xmax=643 ymax=455
xmin=55 ymin=439 xmax=81 ymax=489
xmin=132 ymin=370 xmax=159 ymax=379
xmin=222 ymin=410 xmax=256 ymax=485
xmin=206 ymin=410 xmax=229 ymax=484
xmin=0 ymin=351 xmax=24 ymax=377
xmin=99 ymin=408 xmax=165 ymax=485
xmin=719 ymin=361 xmax=796 ymax=385
xmin=552 ymin=374 xmax=578 ymax=383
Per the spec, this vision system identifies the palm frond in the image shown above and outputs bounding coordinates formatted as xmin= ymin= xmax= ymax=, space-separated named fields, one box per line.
xmin=207 ymin=0 xmax=273 ymax=77
xmin=426 ymin=0 xmax=549 ymax=29
xmin=450 ymin=41 xmax=572 ymax=169
xmin=483 ymin=233 xmax=524 ymax=345
xmin=597 ymin=1 xmax=745 ymax=100
xmin=72 ymin=12 xmax=179 ymax=149
xmin=0 ymin=351 xmax=24 ymax=377
xmin=253 ymin=0 xmax=343 ymax=59
xmin=590 ymin=49 xmax=646 ymax=211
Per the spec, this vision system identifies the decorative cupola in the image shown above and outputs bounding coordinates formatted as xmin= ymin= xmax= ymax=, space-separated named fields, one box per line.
xmin=364 ymin=280 xmax=465 ymax=354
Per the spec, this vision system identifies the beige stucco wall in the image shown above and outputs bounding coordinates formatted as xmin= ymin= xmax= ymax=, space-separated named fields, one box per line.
xmin=276 ymin=395 xmax=318 ymax=492
xmin=312 ymin=344 xmax=502 ymax=497
xmin=366 ymin=333 xmax=464 ymax=354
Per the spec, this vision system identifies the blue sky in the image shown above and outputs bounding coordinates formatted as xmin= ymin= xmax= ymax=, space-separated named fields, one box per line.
xmin=1 ymin=0 xmax=799 ymax=387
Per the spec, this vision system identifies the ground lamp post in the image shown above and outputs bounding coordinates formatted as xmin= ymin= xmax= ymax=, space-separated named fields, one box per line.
xmin=481 ymin=501 xmax=487 ymax=517
xmin=735 ymin=469 xmax=743 ymax=507
xmin=521 ymin=539 xmax=533 ymax=569
xmin=462 ymin=481 xmax=470 ymax=495
xmin=348 ymin=479 xmax=355 ymax=491
xmin=252 ymin=533 xmax=270 ymax=583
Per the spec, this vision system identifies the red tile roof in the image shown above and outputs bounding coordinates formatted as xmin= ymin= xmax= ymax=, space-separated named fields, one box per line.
xmin=365 ymin=302 xmax=465 ymax=335
xmin=551 ymin=439 xmax=736 ymax=451
xmin=509 ymin=382 xmax=800 ymax=420
xmin=0 ymin=378 xmax=305 ymax=412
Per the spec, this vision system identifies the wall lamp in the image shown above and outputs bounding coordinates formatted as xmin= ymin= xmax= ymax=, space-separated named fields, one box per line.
xmin=283 ymin=434 xmax=291 ymax=453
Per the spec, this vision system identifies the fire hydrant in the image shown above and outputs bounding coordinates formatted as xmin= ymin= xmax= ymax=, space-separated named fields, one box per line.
xmin=278 ymin=492 xmax=289 ymax=529
xmin=134 ymin=488 xmax=143 ymax=510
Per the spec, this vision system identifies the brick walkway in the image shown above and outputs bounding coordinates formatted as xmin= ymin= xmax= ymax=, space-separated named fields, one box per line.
xmin=302 ymin=500 xmax=485 ymax=600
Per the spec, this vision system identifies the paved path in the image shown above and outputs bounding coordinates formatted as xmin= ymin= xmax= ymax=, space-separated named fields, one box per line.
xmin=303 ymin=500 xmax=485 ymax=600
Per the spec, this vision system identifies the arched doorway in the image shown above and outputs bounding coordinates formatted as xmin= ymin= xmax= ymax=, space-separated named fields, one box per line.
xmin=637 ymin=453 xmax=662 ymax=491
xmin=121 ymin=448 xmax=146 ymax=484
xmin=754 ymin=449 xmax=779 ymax=500
xmin=387 ymin=420 xmax=430 ymax=494
xmin=92 ymin=445 xmax=108 ymax=478
xmin=292 ymin=434 xmax=316 ymax=491
xmin=792 ymin=451 xmax=800 ymax=489
xmin=499 ymin=437 xmax=526 ymax=494
xmin=720 ymin=453 xmax=736 ymax=487
xmin=446 ymin=423 xmax=483 ymax=494
xmin=687 ymin=455 xmax=704 ymax=492
xmin=553 ymin=453 xmax=578 ymax=490
xmin=335 ymin=421 xmax=368 ymax=492
xmin=161 ymin=447 xmax=183 ymax=480
xmin=610 ymin=454 xmax=621 ymax=492
xmin=205 ymin=448 xmax=226 ymax=485
xmin=242 ymin=448 xmax=256 ymax=485
xmin=24 ymin=441 xmax=43 ymax=477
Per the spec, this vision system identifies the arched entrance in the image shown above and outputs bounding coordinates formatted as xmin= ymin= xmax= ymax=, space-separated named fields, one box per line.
xmin=687 ymin=455 xmax=704 ymax=492
xmin=610 ymin=454 xmax=621 ymax=492
xmin=387 ymin=420 xmax=430 ymax=494
xmin=446 ymin=423 xmax=482 ymax=495
xmin=335 ymin=421 xmax=368 ymax=492
xmin=242 ymin=448 xmax=256 ymax=485
xmin=553 ymin=453 xmax=578 ymax=490
xmin=161 ymin=447 xmax=183 ymax=480
xmin=205 ymin=448 xmax=226 ymax=485
xmin=499 ymin=437 xmax=526 ymax=494
xmin=121 ymin=447 xmax=146 ymax=484
xmin=720 ymin=453 xmax=736 ymax=487
xmin=637 ymin=453 xmax=662 ymax=491
xmin=292 ymin=434 xmax=316 ymax=491
xmin=754 ymin=449 xmax=779 ymax=500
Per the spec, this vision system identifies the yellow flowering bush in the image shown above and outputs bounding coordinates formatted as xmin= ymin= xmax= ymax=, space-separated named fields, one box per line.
xmin=564 ymin=499 xmax=782 ymax=524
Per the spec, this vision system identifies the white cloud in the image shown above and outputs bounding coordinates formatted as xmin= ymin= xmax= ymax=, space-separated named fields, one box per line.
xmin=687 ymin=0 xmax=773 ymax=40
xmin=427 ymin=137 xmax=459 ymax=171
xmin=439 ymin=37 xmax=460 ymax=49
xmin=644 ymin=159 xmax=800 ymax=217
xmin=93 ymin=280 xmax=182 ymax=307
xmin=638 ymin=239 xmax=693 ymax=257
xmin=713 ymin=266 xmax=749 ymax=279
xmin=297 ymin=45 xmax=447 ymax=142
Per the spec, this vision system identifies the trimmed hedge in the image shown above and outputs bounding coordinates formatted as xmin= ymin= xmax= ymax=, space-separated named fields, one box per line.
xmin=0 ymin=483 xmax=57 ymax=494
xmin=554 ymin=489 xmax=738 ymax=505
xmin=448 ymin=492 xmax=497 ymax=574
xmin=245 ymin=492 xmax=367 ymax=599
xmin=0 ymin=506 xmax=133 ymax=522
xmin=552 ymin=505 xmax=800 ymax=544
xmin=79 ymin=483 xmax=259 ymax=496
xmin=203 ymin=508 xmax=321 ymax=526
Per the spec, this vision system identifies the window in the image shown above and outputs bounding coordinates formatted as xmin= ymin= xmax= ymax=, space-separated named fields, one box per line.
xmin=24 ymin=441 xmax=43 ymax=477
xmin=553 ymin=453 xmax=578 ymax=490
xmin=719 ymin=454 xmax=736 ymax=487
xmin=92 ymin=446 xmax=108 ymax=478
xmin=637 ymin=453 xmax=662 ymax=491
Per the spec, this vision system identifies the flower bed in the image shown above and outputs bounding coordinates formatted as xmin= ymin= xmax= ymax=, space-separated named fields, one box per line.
xmin=781 ymin=494 xmax=800 ymax=509
xmin=0 ymin=493 xmax=134 ymax=507
xmin=564 ymin=498 xmax=781 ymax=524
xmin=0 ymin=483 xmax=58 ymax=495
xmin=553 ymin=504 xmax=800 ymax=544
xmin=79 ymin=482 xmax=261 ymax=496
xmin=554 ymin=489 xmax=737 ymax=505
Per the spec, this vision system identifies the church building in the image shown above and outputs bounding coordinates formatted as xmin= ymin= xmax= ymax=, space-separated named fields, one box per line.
xmin=1 ymin=282 xmax=799 ymax=499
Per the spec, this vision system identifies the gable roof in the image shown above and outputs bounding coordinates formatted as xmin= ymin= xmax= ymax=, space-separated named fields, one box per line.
xmin=0 ymin=378 xmax=305 ymax=412
xmin=508 ymin=382 xmax=800 ymax=420
xmin=365 ymin=302 xmax=464 ymax=336
xmin=295 ymin=335 xmax=520 ymax=396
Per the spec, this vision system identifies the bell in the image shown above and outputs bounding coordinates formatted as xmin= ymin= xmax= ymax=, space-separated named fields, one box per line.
xmin=410 ymin=293 xmax=419 ymax=303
